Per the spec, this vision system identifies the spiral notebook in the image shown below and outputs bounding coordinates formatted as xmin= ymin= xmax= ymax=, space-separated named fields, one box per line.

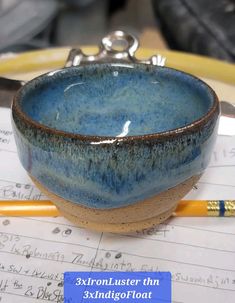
xmin=0 ymin=101 xmax=235 ymax=302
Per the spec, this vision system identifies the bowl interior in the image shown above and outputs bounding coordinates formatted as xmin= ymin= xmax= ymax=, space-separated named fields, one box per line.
xmin=19 ymin=64 xmax=214 ymax=137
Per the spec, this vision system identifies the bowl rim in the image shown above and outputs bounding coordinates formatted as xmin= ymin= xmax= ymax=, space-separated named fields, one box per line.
xmin=12 ymin=63 xmax=220 ymax=143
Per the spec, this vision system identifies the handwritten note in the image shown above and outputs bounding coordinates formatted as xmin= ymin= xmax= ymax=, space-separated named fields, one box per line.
xmin=0 ymin=105 xmax=235 ymax=303
xmin=0 ymin=108 xmax=46 ymax=202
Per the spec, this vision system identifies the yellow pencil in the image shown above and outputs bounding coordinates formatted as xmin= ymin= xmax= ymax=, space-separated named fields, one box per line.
xmin=175 ymin=200 xmax=235 ymax=217
xmin=0 ymin=200 xmax=60 ymax=217
xmin=0 ymin=200 xmax=234 ymax=217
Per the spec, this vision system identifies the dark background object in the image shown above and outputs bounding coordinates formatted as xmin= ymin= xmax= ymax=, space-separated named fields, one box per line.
xmin=0 ymin=0 xmax=157 ymax=52
xmin=0 ymin=0 xmax=58 ymax=52
xmin=0 ymin=0 xmax=235 ymax=63
xmin=152 ymin=0 xmax=235 ymax=62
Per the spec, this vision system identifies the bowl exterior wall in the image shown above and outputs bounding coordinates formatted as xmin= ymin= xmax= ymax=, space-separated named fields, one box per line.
xmin=12 ymin=108 xmax=219 ymax=209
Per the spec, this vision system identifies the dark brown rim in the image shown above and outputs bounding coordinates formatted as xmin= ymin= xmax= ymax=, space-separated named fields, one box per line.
xmin=12 ymin=64 xmax=220 ymax=143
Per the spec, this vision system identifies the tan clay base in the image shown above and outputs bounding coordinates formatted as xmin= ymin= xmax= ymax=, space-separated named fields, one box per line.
xmin=30 ymin=174 xmax=200 ymax=233
xmin=60 ymin=205 xmax=176 ymax=233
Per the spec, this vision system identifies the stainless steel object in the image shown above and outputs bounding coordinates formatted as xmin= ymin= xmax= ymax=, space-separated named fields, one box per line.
xmin=0 ymin=77 xmax=24 ymax=108
xmin=220 ymin=100 xmax=235 ymax=117
xmin=65 ymin=30 xmax=166 ymax=67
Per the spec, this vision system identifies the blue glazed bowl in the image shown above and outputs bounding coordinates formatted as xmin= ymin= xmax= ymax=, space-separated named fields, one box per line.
xmin=12 ymin=63 xmax=219 ymax=215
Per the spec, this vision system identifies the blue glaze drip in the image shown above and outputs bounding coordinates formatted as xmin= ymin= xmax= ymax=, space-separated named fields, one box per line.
xmin=20 ymin=64 xmax=214 ymax=137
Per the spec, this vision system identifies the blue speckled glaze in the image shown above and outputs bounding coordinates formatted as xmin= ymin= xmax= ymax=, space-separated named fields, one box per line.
xmin=20 ymin=64 xmax=214 ymax=136
xmin=12 ymin=64 xmax=220 ymax=209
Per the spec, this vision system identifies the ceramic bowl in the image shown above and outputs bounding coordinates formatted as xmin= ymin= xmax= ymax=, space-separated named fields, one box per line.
xmin=12 ymin=63 xmax=220 ymax=232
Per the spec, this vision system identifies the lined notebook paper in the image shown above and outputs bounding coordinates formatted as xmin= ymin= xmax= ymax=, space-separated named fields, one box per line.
xmin=0 ymin=106 xmax=235 ymax=303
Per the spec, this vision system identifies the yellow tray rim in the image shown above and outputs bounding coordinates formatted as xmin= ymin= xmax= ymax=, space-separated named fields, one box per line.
xmin=0 ymin=47 xmax=234 ymax=84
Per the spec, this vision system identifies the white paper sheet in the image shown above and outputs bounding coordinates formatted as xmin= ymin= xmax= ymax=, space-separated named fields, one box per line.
xmin=0 ymin=108 xmax=235 ymax=303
